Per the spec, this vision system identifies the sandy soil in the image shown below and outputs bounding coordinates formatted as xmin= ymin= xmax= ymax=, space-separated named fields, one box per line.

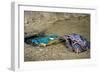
xmin=24 ymin=12 xmax=90 ymax=61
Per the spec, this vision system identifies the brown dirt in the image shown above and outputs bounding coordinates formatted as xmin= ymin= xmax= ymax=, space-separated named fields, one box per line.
xmin=24 ymin=11 xmax=90 ymax=62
